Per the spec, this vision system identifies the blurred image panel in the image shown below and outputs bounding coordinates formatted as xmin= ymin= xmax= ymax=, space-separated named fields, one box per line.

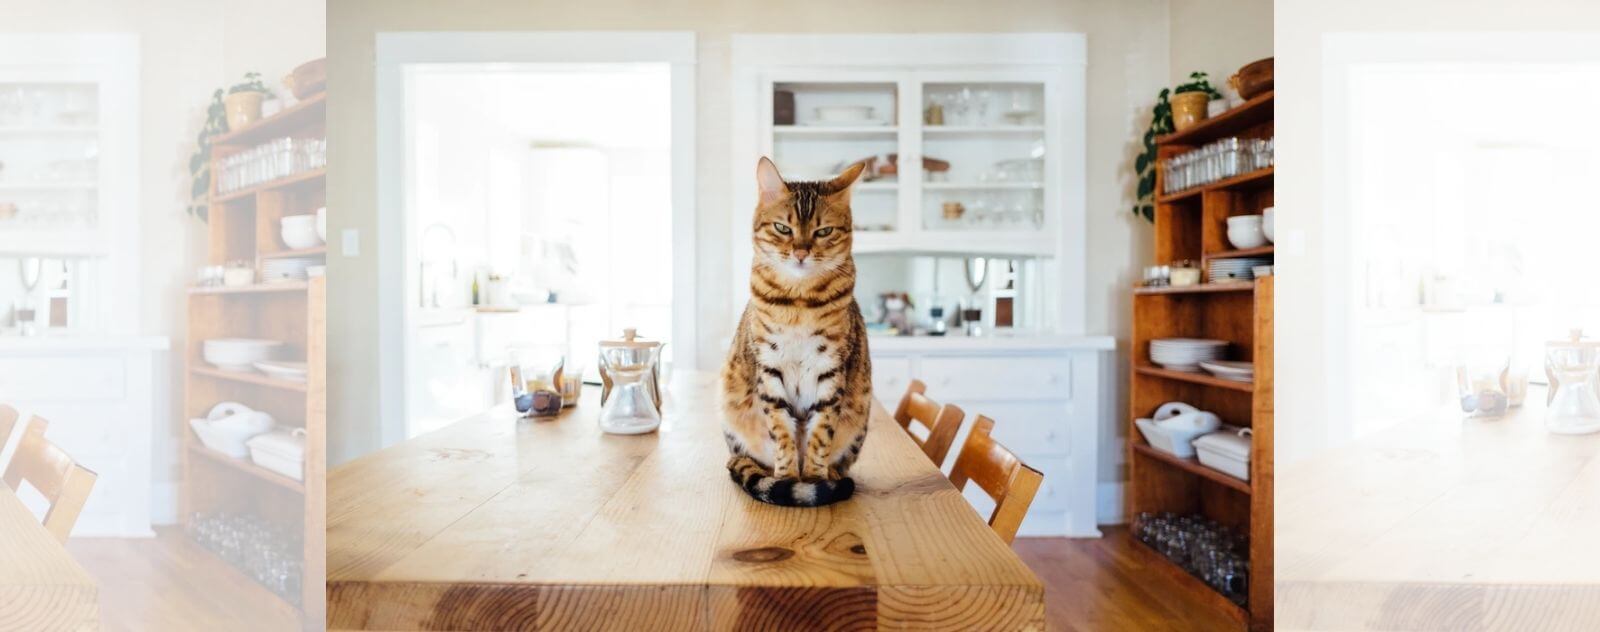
xmin=1276 ymin=1 xmax=1600 ymax=629
xmin=0 ymin=1 xmax=325 ymax=630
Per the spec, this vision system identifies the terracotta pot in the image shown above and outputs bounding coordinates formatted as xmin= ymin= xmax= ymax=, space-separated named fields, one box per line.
xmin=1170 ymin=91 xmax=1211 ymax=131
xmin=224 ymin=91 xmax=265 ymax=129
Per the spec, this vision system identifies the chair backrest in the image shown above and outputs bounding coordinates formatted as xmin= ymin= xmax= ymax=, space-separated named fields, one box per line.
xmin=891 ymin=379 xmax=965 ymax=467
xmin=0 ymin=404 xmax=17 ymax=451
xmin=2 ymin=417 xmax=97 ymax=542
xmin=948 ymin=415 xmax=1044 ymax=544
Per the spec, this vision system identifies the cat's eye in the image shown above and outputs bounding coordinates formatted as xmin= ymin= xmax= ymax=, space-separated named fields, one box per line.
xmin=772 ymin=222 xmax=792 ymax=236
xmin=813 ymin=227 xmax=835 ymax=238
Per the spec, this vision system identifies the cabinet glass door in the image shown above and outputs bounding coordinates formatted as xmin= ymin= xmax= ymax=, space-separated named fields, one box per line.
xmin=768 ymin=80 xmax=899 ymax=233
xmin=0 ymin=82 xmax=101 ymax=242
xmin=918 ymin=81 xmax=1045 ymax=233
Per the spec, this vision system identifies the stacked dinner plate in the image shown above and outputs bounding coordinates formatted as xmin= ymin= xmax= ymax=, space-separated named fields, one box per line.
xmin=261 ymin=257 xmax=319 ymax=283
xmin=1199 ymin=360 xmax=1255 ymax=382
xmin=1208 ymin=257 xmax=1272 ymax=282
xmin=1150 ymin=338 xmax=1229 ymax=372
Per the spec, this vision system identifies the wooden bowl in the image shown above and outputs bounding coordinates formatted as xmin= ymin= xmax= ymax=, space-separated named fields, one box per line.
xmin=1231 ymin=57 xmax=1274 ymax=100
xmin=284 ymin=57 xmax=326 ymax=100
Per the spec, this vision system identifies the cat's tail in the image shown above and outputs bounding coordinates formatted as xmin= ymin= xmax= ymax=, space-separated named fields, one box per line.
xmin=727 ymin=455 xmax=855 ymax=507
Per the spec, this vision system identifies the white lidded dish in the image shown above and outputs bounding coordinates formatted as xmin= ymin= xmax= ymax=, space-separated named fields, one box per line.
xmin=1134 ymin=402 xmax=1221 ymax=458
xmin=247 ymin=428 xmax=307 ymax=481
xmin=1194 ymin=426 xmax=1252 ymax=481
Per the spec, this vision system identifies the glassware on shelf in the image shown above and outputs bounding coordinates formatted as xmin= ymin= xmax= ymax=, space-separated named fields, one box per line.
xmin=1544 ymin=329 xmax=1600 ymax=435
xmin=1132 ymin=511 xmax=1250 ymax=605
xmin=218 ymin=136 xmax=326 ymax=193
xmin=1161 ymin=136 xmax=1274 ymax=194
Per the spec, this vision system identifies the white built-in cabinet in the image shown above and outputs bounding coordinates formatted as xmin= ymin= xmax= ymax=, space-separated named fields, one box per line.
xmin=732 ymin=35 xmax=1113 ymax=537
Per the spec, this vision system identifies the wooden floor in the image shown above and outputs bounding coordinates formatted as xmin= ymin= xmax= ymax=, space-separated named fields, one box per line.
xmin=1016 ymin=527 xmax=1237 ymax=632
xmin=67 ymin=527 xmax=302 ymax=631
xmin=62 ymin=525 xmax=1224 ymax=631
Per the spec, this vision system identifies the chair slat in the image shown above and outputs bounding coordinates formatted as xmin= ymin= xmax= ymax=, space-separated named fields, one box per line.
xmin=890 ymin=380 xmax=964 ymax=467
xmin=2 ymin=416 xmax=97 ymax=542
xmin=948 ymin=415 xmax=1044 ymax=544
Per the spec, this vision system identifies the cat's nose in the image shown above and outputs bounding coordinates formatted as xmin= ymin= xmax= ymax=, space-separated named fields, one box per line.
xmin=793 ymin=249 xmax=811 ymax=263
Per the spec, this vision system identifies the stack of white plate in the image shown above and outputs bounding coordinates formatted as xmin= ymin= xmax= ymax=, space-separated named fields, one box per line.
xmin=262 ymin=257 xmax=319 ymax=283
xmin=1199 ymin=360 xmax=1255 ymax=382
xmin=1209 ymin=257 xmax=1272 ymax=282
xmin=1150 ymin=338 xmax=1228 ymax=372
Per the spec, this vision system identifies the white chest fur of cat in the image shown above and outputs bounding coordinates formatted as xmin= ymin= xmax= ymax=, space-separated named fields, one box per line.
xmin=754 ymin=325 xmax=841 ymax=426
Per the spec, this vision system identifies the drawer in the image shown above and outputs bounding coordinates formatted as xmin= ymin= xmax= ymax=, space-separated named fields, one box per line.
xmin=870 ymin=355 xmax=913 ymax=401
xmin=918 ymin=355 xmax=1070 ymax=401
xmin=0 ymin=355 xmax=125 ymax=401
xmin=959 ymin=401 xmax=1072 ymax=456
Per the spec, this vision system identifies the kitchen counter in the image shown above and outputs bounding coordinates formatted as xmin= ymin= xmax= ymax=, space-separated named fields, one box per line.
xmin=0 ymin=487 xmax=97 ymax=629
xmin=866 ymin=332 xmax=1115 ymax=353
xmin=0 ymin=334 xmax=168 ymax=351
xmin=327 ymin=371 xmax=1045 ymax=630
xmin=1277 ymin=386 xmax=1600 ymax=631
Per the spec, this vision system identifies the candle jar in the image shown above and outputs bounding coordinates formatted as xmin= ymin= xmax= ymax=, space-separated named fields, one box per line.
xmin=1455 ymin=359 xmax=1510 ymax=419
xmin=509 ymin=352 xmax=565 ymax=418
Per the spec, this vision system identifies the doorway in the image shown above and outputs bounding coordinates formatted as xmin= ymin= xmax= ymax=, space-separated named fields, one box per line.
xmin=376 ymin=33 xmax=696 ymax=444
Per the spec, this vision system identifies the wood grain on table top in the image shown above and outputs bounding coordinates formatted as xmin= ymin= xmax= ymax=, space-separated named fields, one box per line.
xmin=1277 ymin=389 xmax=1600 ymax=630
xmin=0 ymin=488 xmax=97 ymax=631
xmin=328 ymin=371 xmax=1043 ymax=630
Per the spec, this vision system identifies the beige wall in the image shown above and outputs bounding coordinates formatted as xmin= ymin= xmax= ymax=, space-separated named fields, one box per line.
xmin=1169 ymin=0 xmax=1272 ymax=94
xmin=3 ymin=0 xmax=324 ymax=520
xmin=1275 ymin=0 xmax=1600 ymax=462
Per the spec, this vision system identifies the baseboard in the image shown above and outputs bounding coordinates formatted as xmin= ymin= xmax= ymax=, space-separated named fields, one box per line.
xmin=1097 ymin=481 xmax=1125 ymax=525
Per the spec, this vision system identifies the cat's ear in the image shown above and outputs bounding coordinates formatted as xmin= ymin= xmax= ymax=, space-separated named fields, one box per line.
xmin=826 ymin=160 xmax=868 ymax=203
xmin=756 ymin=156 xmax=787 ymax=205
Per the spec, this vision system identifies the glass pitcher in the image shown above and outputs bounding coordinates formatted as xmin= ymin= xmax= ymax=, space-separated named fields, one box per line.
xmin=597 ymin=328 xmax=663 ymax=434
xmin=1545 ymin=329 xmax=1600 ymax=435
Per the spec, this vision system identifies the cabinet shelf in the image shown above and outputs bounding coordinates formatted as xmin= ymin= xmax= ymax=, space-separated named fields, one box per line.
xmin=1157 ymin=167 xmax=1273 ymax=203
xmin=1156 ymin=91 xmax=1273 ymax=147
xmin=1205 ymin=245 xmax=1273 ymax=261
xmin=1133 ymin=282 xmax=1254 ymax=296
xmin=1135 ymin=365 xmax=1254 ymax=393
xmin=190 ymin=365 xmax=309 ymax=392
xmin=260 ymin=246 xmax=326 ymax=260
xmin=210 ymin=92 xmax=326 ymax=147
xmin=923 ymin=125 xmax=1044 ymax=136
xmin=189 ymin=282 xmax=309 ymax=295
xmin=188 ymin=443 xmax=304 ymax=494
xmin=773 ymin=125 xmax=896 ymax=139
xmin=923 ymin=182 xmax=1043 ymax=191
xmin=1132 ymin=443 xmax=1251 ymax=494
xmin=1129 ymin=537 xmax=1249 ymax=627
xmin=213 ymin=168 xmax=325 ymax=204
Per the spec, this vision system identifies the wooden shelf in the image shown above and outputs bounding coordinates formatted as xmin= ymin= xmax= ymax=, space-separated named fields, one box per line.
xmin=1156 ymin=91 xmax=1273 ymax=147
xmin=210 ymin=92 xmax=326 ymax=146
xmin=1134 ymin=281 xmax=1254 ymax=296
xmin=1132 ymin=443 xmax=1251 ymax=494
xmin=1135 ymin=365 xmax=1255 ymax=393
xmin=1205 ymin=245 xmax=1274 ymax=261
xmin=1157 ymin=167 xmax=1273 ymax=203
xmin=260 ymin=246 xmax=326 ymax=260
xmin=1129 ymin=537 xmax=1249 ymax=627
xmin=923 ymin=125 xmax=1044 ymax=136
xmin=773 ymin=125 xmax=896 ymax=139
xmin=190 ymin=366 xmax=309 ymax=392
xmin=923 ymin=182 xmax=1043 ymax=191
xmin=188 ymin=443 xmax=304 ymax=494
xmin=213 ymin=168 xmax=325 ymax=204
xmin=189 ymin=282 xmax=308 ymax=295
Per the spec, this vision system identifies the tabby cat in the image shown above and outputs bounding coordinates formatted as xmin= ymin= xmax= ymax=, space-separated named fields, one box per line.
xmin=721 ymin=157 xmax=873 ymax=507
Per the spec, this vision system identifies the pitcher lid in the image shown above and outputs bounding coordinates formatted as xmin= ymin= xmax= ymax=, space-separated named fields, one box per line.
xmin=600 ymin=328 xmax=661 ymax=349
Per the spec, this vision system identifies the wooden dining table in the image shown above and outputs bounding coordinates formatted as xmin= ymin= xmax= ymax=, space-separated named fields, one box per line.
xmin=327 ymin=371 xmax=1044 ymax=630
xmin=1277 ymin=387 xmax=1600 ymax=631
xmin=0 ymin=487 xmax=97 ymax=630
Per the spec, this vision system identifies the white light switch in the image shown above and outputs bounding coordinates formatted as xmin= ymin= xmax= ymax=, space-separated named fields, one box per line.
xmin=342 ymin=229 xmax=360 ymax=257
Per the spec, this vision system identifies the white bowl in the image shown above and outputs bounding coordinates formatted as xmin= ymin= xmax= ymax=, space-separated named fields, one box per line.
xmin=1226 ymin=214 xmax=1263 ymax=227
xmin=281 ymin=227 xmax=320 ymax=249
xmin=1227 ymin=226 xmax=1267 ymax=249
xmin=203 ymin=338 xmax=284 ymax=371
xmin=1263 ymin=207 xmax=1275 ymax=242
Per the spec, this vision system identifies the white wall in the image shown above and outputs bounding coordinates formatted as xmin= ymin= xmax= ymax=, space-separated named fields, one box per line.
xmin=2 ymin=0 xmax=324 ymax=522
xmin=1275 ymin=0 xmax=1600 ymax=463
xmin=1169 ymin=0 xmax=1273 ymax=96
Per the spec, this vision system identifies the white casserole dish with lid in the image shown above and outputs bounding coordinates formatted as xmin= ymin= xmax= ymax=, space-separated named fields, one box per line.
xmin=247 ymin=427 xmax=307 ymax=481
xmin=1194 ymin=426 xmax=1252 ymax=481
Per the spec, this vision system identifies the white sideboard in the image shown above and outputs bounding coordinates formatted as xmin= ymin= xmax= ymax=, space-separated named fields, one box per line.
xmin=869 ymin=335 xmax=1113 ymax=537
xmin=0 ymin=336 xmax=166 ymax=537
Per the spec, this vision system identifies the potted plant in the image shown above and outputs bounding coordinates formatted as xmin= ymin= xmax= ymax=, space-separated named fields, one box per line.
xmin=185 ymin=89 xmax=229 ymax=221
xmin=1130 ymin=89 xmax=1172 ymax=222
xmin=223 ymin=72 xmax=271 ymax=129
xmin=1169 ymin=71 xmax=1223 ymax=132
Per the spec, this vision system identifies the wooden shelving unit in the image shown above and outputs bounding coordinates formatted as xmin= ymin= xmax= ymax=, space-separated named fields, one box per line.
xmin=182 ymin=89 xmax=325 ymax=627
xmin=1129 ymin=92 xmax=1273 ymax=631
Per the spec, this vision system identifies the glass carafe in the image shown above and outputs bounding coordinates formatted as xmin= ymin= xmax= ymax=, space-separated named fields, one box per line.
xmin=597 ymin=329 xmax=663 ymax=434
xmin=1545 ymin=330 xmax=1600 ymax=435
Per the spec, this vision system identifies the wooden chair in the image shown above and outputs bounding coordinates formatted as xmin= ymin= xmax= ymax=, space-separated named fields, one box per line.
xmin=891 ymin=379 xmax=965 ymax=467
xmin=3 ymin=417 xmax=97 ymax=542
xmin=948 ymin=415 xmax=1044 ymax=544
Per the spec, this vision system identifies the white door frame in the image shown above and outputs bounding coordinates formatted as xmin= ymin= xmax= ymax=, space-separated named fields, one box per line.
xmin=375 ymin=32 xmax=697 ymax=449
xmin=1317 ymin=32 xmax=1600 ymax=460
